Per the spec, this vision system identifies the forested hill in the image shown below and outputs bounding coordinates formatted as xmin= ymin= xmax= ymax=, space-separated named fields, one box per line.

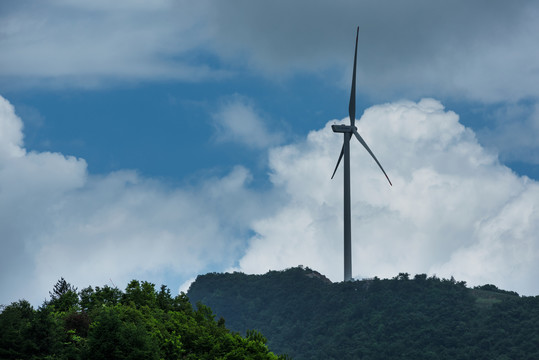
xmin=0 ymin=279 xmax=288 ymax=360
xmin=187 ymin=267 xmax=539 ymax=360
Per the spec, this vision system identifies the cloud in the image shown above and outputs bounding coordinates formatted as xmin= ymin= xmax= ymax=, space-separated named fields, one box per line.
xmin=0 ymin=0 xmax=221 ymax=88
xmin=0 ymin=96 xmax=25 ymax=158
xmin=2 ymin=95 xmax=539 ymax=307
xmin=236 ymin=98 xmax=539 ymax=296
xmin=0 ymin=96 xmax=88 ymax=304
xmin=2 ymin=1 xmax=539 ymax=102
xmin=205 ymin=0 xmax=539 ymax=103
xmin=0 ymin=95 xmax=269 ymax=306
xmin=211 ymin=95 xmax=283 ymax=149
xmin=4 ymin=0 xmax=537 ymax=176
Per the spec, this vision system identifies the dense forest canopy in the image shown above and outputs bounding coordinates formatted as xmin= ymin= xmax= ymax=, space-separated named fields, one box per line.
xmin=0 ymin=278 xmax=288 ymax=360
xmin=3 ymin=269 xmax=538 ymax=359
xmin=188 ymin=267 xmax=539 ymax=360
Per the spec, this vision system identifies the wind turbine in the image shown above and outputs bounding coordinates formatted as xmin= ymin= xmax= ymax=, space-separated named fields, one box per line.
xmin=331 ymin=27 xmax=392 ymax=282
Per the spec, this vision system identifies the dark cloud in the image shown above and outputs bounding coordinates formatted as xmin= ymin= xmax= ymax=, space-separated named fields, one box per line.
xmin=206 ymin=0 xmax=538 ymax=101
xmin=1 ymin=1 xmax=538 ymax=101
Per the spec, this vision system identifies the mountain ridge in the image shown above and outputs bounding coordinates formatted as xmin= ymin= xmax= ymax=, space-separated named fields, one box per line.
xmin=187 ymin=266 xmax=539 ymax=360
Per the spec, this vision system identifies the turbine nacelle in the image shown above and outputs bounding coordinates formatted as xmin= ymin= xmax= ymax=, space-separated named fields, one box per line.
xmin=331 ymin=124 xmax=356 ymax=133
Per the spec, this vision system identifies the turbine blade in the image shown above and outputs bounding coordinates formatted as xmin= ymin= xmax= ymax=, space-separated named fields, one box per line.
xmin=331 ymin=144 xmax=345 ymax=179
xmin=353 ymin=129 xmax=392 ymax=186
xmin=349 ymin=26 xmax=359 ymax=127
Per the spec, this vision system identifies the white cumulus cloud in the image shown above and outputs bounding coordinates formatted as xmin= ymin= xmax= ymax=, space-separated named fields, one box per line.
xmin=0 ymin=95 xmax=267 ymax=306
xmin=2 ymin=95 xmax=539 ymax=307
xmin=237 ymin=99 xmax=539 ymax=296
xmin=212 ymin=95 xmax=283 ymax=149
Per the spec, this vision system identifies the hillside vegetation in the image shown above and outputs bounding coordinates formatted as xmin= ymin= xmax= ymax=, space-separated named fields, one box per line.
xmin=0 ymin=279 xmax=287 ymax=360
xmin=187 ymin=267 xmax=539 ymax=360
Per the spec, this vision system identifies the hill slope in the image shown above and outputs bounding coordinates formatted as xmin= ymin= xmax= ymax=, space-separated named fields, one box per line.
xmin=187 ymin=267 xmax=539 ymax=360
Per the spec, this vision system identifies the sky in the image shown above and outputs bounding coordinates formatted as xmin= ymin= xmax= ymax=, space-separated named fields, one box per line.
xmin=1 ymin=0 xmax=539 ymax=306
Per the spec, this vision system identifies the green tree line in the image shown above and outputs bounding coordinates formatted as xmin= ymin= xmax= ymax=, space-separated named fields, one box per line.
xmin=0 ymin=278 xmax=289 ymax=360
xmin=187 ymin=267 xmax=539 ymax=360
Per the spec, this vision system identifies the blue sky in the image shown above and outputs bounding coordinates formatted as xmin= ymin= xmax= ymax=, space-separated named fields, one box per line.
xmin=2 ymin=0 xmax=539 ymax=306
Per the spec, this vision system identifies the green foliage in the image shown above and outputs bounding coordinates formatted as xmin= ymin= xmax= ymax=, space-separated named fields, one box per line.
xmin=0 ymin=300 xmax=36 ymax=359
xmin=474 ymin=284 xmax=520 ymax=297
xmin=48 ymin=277 xmax=80 ymax=312
xmin=86 ymin=305 xmax=159 ymax=360
xmin=79 ymin=285 xmax=122 ymax=312
xmin=0 ymin=278 xmax=286 ymax=360
xmin=188 ymin=267 xmax=539 ymax=360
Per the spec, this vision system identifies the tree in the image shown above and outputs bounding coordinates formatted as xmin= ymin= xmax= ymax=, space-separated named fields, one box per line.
xmin=85 ymin=305 xmax=159 ymax=360
xmin=80 ymin=285 xmax=122 ymax=313
xmin=122 ymin=280 xmax=157 ymax=308
xmin=49 ymin=278 xmax=79 ymax=312
xmin=0 ymin=300 xmax=35 ymax=359
xmin=1 ymin=278 xmax=286 ymax=360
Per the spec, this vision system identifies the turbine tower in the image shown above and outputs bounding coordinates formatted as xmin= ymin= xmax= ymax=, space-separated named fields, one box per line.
xmin=331 ymin=27 xmax=392 ymax=282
